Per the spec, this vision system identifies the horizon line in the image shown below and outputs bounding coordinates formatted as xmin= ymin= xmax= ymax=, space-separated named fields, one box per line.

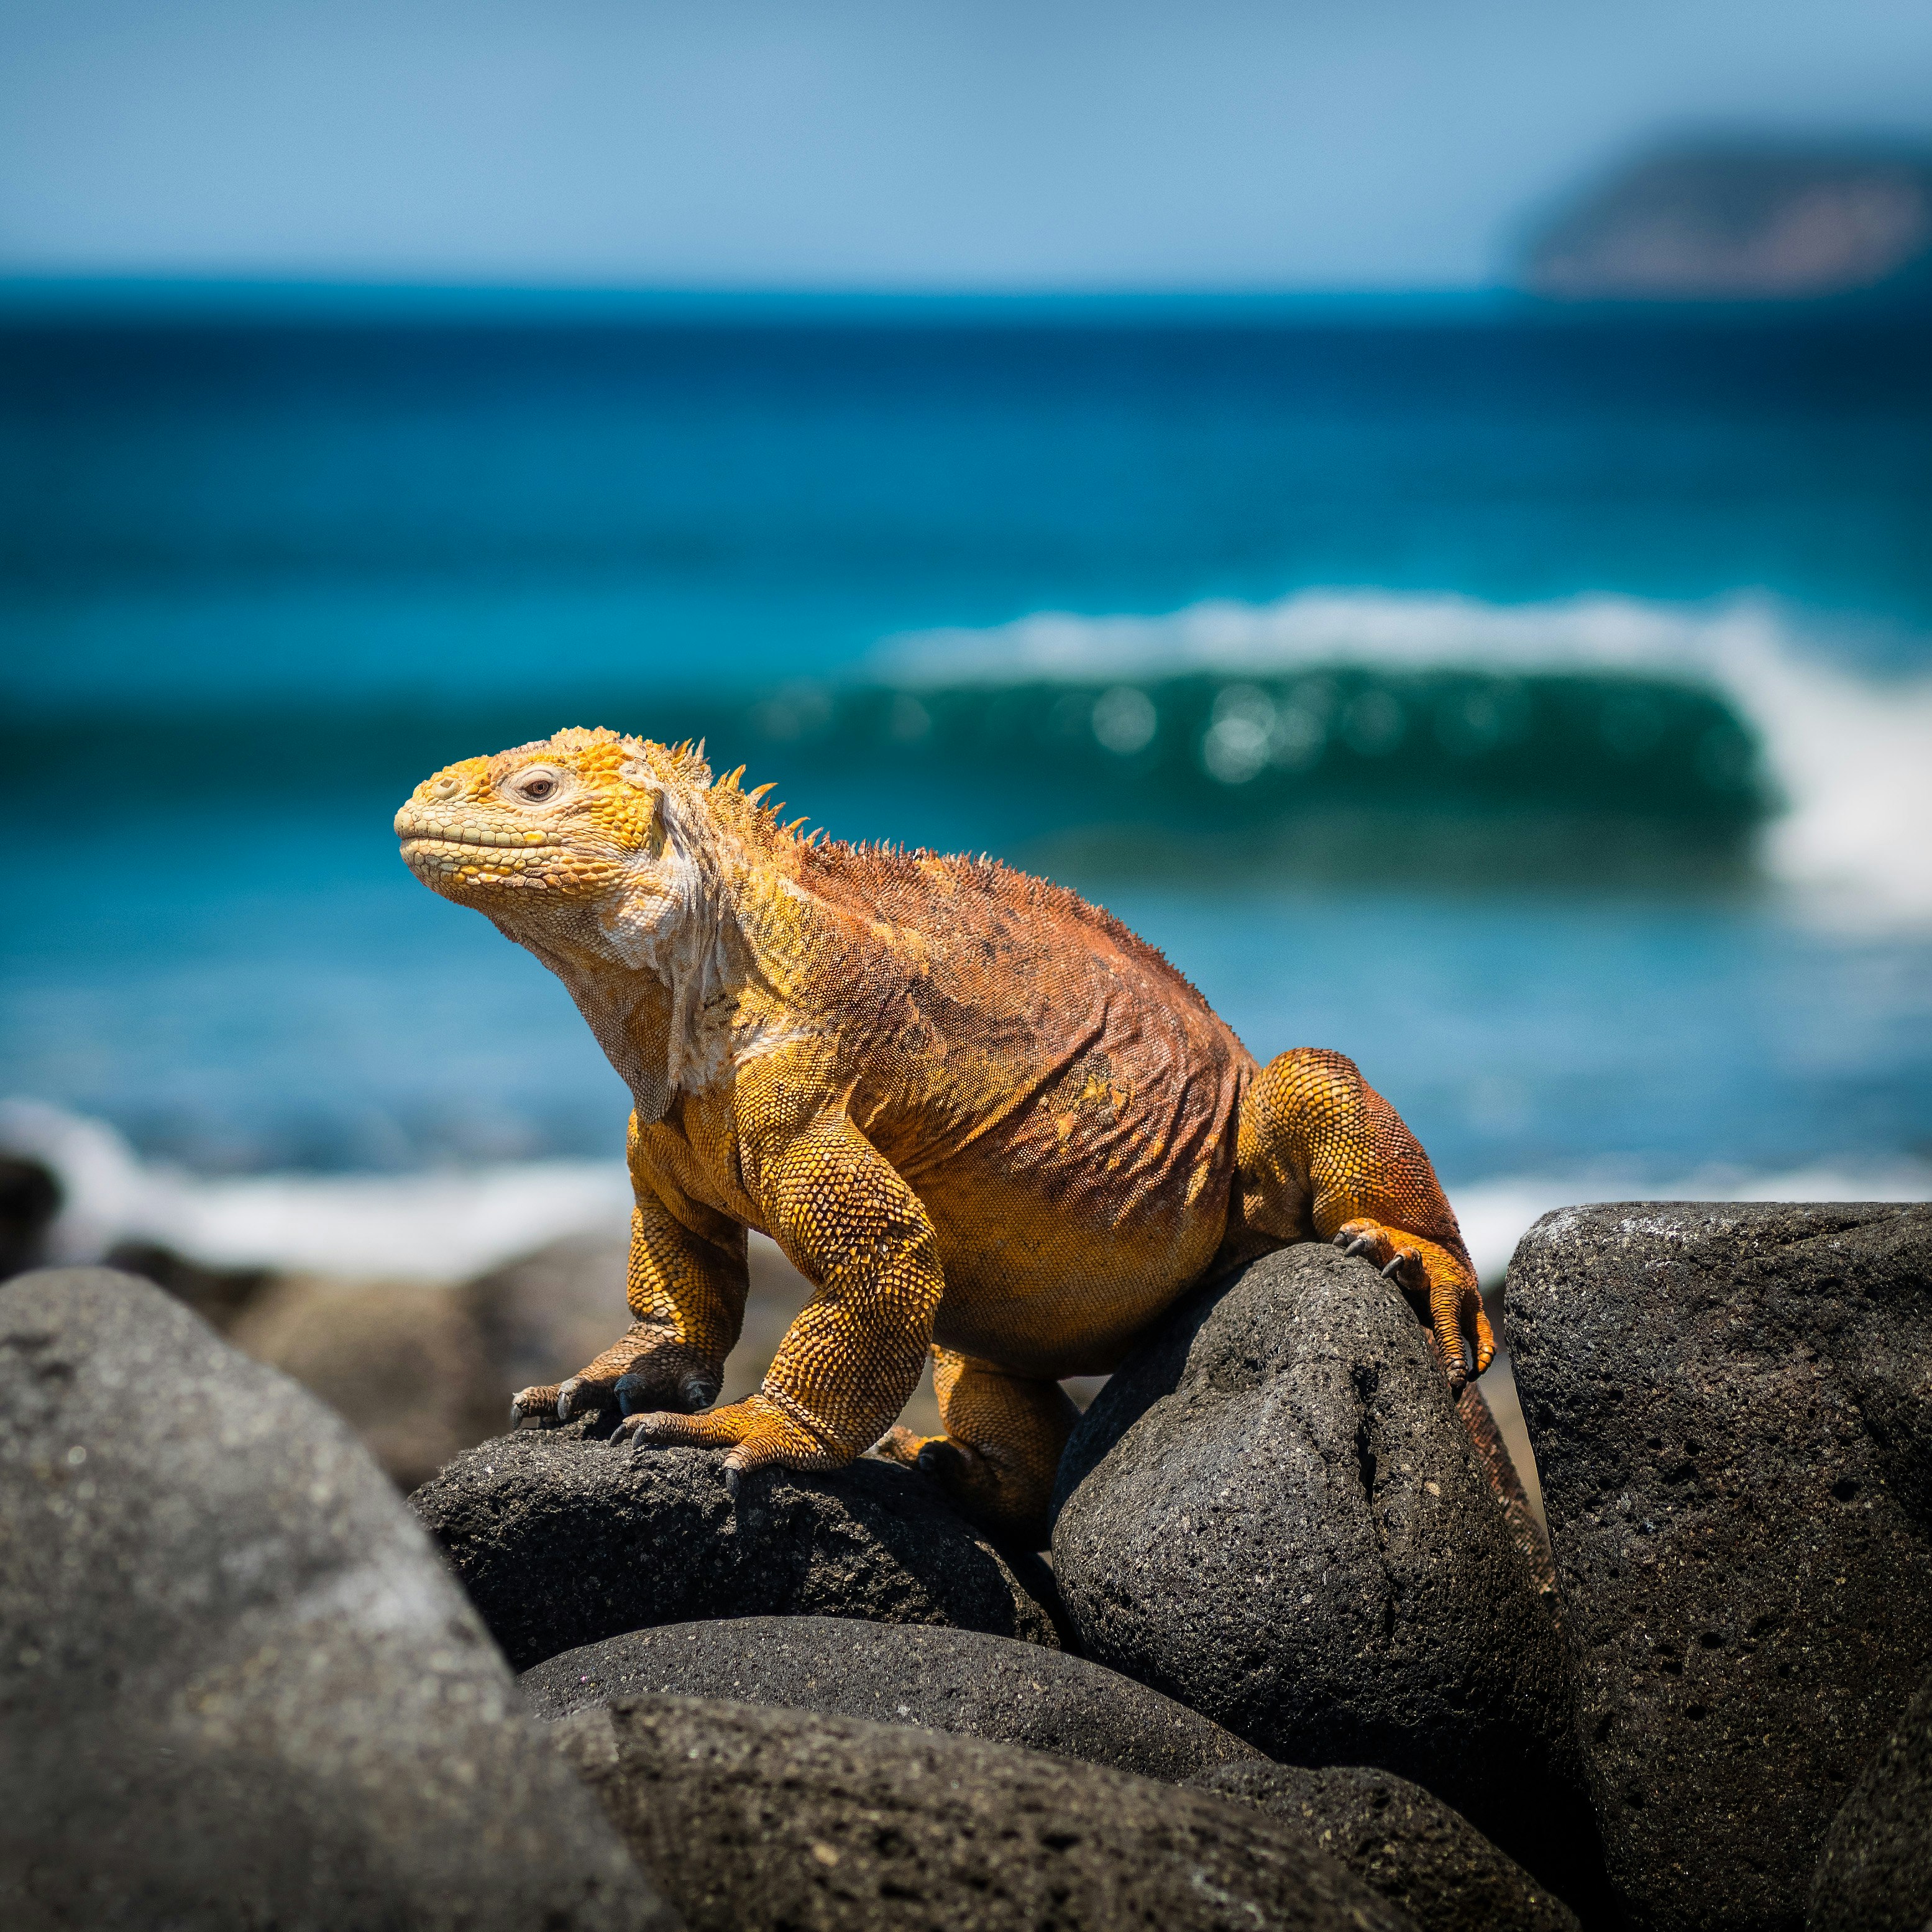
xmin=3 ymin=275 xmax=1920 ymax=326
xmin=0 ymin=273 xmax=1512 ymax=316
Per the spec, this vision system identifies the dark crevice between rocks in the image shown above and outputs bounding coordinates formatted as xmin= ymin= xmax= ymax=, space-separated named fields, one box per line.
xmin=1352 ymin=1362 xmax=1382 ymax=1513
xmin=1350 ymin=1362 xmax=1399 ymax=1648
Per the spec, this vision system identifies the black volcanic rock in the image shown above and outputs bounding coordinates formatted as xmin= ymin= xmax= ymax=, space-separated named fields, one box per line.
xmin=1808 ymin=1662 xmax=1932 ymax=1932
xmin=1049 ymin=1242 xmax=1603 ymax=1911
xmin=0 ymin=1155 xmax=60 ymax=1281
xmin=0 ymin=1267 xmax=677 ymax=1932
xmin=556 ymin=1693 xmax=1417 ymax=1932
xmin=523 ymin=1613 xmax=1263 ymax=1782
xmin=1189 ymin=1760 xmax=1582 ymax=1932
xmin=1509 ymin=1201 xmax=1932 ymax=1932
xmin=411 ymin=1425 xmax=1058 ymax=1670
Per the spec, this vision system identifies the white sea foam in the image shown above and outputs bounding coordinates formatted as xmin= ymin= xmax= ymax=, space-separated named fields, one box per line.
xmin=4 ymin=1099 xmax=1923 ymax=1291
xmin=0 ymin=1099 xmax=630 ymax=1283
xmin=1451 ymin=1161 xmax=1932 ymax=1286
xmin=883 ymin=590 xmax=1932 ymax=926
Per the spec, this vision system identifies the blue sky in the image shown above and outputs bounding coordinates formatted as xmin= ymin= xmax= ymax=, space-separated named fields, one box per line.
xmin=3 ymin=0 xmax=1931 ymax=290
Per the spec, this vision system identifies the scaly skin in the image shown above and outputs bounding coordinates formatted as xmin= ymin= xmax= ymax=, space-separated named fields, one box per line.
xmin=396 ymin=727 xmax=1488 ymax=1546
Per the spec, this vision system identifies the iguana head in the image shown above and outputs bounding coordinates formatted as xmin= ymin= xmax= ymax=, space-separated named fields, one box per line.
xmin=395 ymin=725 xmax=722 ymax=966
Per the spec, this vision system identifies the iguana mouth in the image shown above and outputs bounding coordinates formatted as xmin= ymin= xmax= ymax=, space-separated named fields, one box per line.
xmin=393 ymin=813 xmax=555 ymax=853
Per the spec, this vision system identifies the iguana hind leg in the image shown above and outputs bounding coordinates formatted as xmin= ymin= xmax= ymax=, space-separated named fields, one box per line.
xmin=1237 ymin=1046 xmax=1491 ymax=1389
xmin=876 ymin=1348 xmax=1079 ymax=1551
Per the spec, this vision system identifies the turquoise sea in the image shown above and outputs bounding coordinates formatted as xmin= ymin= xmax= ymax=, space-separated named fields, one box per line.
xmin=3 ymin=292 xmax=1928 ymax=1276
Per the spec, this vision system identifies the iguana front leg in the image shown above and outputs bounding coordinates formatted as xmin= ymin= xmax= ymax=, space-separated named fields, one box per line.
xmin=510 ymin=1162 xmax=747 ymax=1425
xmin=1237 ymin=1046 xmax=1492 ymax=1388
xmin=620 ymin=1097 xmax=943 ymax=1483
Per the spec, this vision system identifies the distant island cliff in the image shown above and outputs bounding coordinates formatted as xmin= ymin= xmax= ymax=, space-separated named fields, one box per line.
xmin=1519 ymin=141 xmax=1932 ymax=302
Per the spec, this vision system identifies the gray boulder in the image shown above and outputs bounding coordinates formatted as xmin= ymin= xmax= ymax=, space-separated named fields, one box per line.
xmin=1809 ymin=1663 xmax=1932 ymax=1932
xmin=0 ymin=1266 xmax=677 ymax=1932
xmin=523 ymin=1613 xmax=1263 ymax=1782
xmin=462 ymin=1229 xmax=635 ymax=1404
xmin=411 ymin=1426 xmax=1058 ymax=1670
xmin=1509 ymin=1202 xmax=1932 ymax=1932
xmin=226 ymin=1272 xmax=507 ymax=1491
xmin=1190 ymin=1761 xmax=1582 ymax=1932
xmin=556 ymin=1692 xmax=1417 ymax=1932
xmin=1050 ymin=1241 xmax=1603 ymax=1909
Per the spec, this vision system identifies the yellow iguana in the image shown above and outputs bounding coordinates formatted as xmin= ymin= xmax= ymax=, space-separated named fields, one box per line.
xmin=396 ymin=726 xmax=1488 ymax=1545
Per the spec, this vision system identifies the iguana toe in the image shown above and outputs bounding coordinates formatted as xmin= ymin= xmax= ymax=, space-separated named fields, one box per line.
xmin=1332 ymin=1216 xmax=1488 ymax=1394
xmin=619 ymin=1393 xmax=845 ymax=1470
xmin=510 ymin=1383 xmax=564 ymax=1427
xmin=1380 ymin=1247 xmax=1424 ymax=1288
xmin=554 ymin=1375 xmax=620 ymax=1421
xmin=1467 ymin=1288 xmax=1498 ymax=1378
xmin=615 ymin=1365 xmax=720 ymax=1416
xmin=871 ymin=1424 xmax=925 ymax=1468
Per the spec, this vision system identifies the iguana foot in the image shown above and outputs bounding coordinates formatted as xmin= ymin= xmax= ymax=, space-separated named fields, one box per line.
xmin=511 ymin=1341 xmax=723 ymax=1429
xmin=508 ymin=1379 xmax=614 ymax=1427
xmin=1331 ymin=1217 xmax=1495 ymax=1391
xmin=873 ymin=1357 xmax=1077 ymax=1550
xmin=874 ymin=1423 xmax=991 ymax=1486
xmin=617 ymin=1391 xmax=846 ymax=1479
xmin=874 ymin=1421 xmax=1058 ymax=1550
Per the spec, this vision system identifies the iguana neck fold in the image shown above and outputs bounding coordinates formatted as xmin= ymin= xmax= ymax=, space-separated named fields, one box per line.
xmin=508 ymin=768 xmax=805 ymax=1121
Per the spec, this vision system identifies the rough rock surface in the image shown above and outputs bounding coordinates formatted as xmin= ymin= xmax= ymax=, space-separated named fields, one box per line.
xmin=523 ymin=1613 xmax=1263 ymax=1782
xmin=556 ymin=1692 xmax=1417 ymax=1932
xmin=1050 ymin=1241 xmax=1601 ymax=1908
xmin=412 ymin=1424 xmax=1058 ymax=1670
xmin=1190 ymin=1760 xmax=1582 ymax=1932
xmin=1509 ymin=1202 xmax=1932 ymax=1932
xmin=0 ymin=1267 xmax=677 ymax=1932
xmin=1808 ymin=1662 xmax=1932 ymax=1932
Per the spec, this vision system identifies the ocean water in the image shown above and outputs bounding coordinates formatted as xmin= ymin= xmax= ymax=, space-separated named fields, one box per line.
xmin=3 ymin=296 xmax=1929 ymax=1276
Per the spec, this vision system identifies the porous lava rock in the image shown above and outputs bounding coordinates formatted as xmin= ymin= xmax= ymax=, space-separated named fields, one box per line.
xmin=1189 ymin=1760 xmax=1582 ymax=1932
xmin=0 ymin=1267 xmax=677 ymax=1932
xmin=554 ymin=1693 xmax=1417 ymax=1932
xmin=1808 ymin=1662 xmax=1932 ymax=1932
xmin=1509 ymin=1202 xmax=1932 ymax=1932
xmin=523 ymin=1613 xmax=1263 ymax=1782
xmin=411 ymin=1424 xmax=1058 ymax=1669
xmin=1050 ymin=1240 xmax=1602 ymax=1908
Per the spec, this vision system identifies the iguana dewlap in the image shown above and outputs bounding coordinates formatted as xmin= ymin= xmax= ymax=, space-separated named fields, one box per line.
xmin=396 ymin=727 xmax=1487 ymax=1544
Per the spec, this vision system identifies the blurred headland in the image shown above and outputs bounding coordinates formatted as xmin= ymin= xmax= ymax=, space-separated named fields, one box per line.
xmin=1520 ymin=138 xmax=1932 ymax=304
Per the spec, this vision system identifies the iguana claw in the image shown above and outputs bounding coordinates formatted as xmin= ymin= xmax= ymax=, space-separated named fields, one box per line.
xmin=509 ymin=1383 xmax=564 ymax=1427
xmin=1331 ymin=1216 xmax=1495 ymax=1391
xmin=616 ymin=1393 xmax=846 ymax=1473
xmin=554 ymin=1375 xmax=617 ymax=1421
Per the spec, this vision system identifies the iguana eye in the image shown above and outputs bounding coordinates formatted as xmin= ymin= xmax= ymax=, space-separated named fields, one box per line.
xmin=508 ymin=766 xmax=565 ymax=804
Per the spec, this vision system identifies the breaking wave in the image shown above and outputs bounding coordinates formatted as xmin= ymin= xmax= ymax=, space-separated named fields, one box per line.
xmin=877 ymin=590 xmax=1932 ymax=923
xmin=4 ymin=1100 xmax=1923 ymax=1291
xmin=1 ymin=1099 xmax=631 ymax=1283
